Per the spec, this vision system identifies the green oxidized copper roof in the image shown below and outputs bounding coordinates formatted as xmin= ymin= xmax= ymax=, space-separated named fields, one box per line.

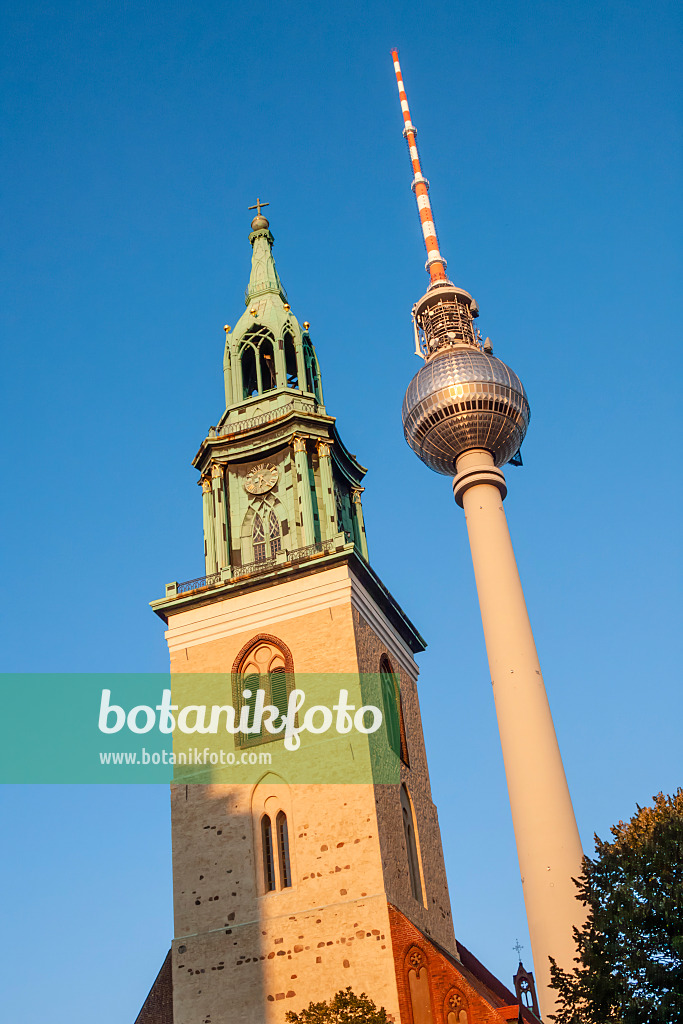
xmin=245 ymin=225 xmax=288 ymax=304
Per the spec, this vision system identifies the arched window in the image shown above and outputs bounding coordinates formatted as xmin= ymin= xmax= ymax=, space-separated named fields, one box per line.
xmin=241 ymin=344 xmax=258 ymax=398
xmin=252 ymin=513 xmax=266 ymax=562
xmin=302 ymin=333 xmax=322 ymax=403
xmin=259 ymin=337 xmax=276 ymax=392
xmin=401 ymin=785 xmax=423 ymax=903
xmin=268 ymin=510 xmax=281 ymax=557
xmin=276 ymin=811 xmax=291 ymax=888
xmin=232 ymin=636 xmax=294 ymax=748
xmin=261 ymin=814 xmax=276 ymax=891
xmin=406 ymin=948 xmax=434 ymax=1024
xmin=380 ymin=656 xmax=409 ymax=766
xmin=284 ymin=331 xmax=298 ymax=388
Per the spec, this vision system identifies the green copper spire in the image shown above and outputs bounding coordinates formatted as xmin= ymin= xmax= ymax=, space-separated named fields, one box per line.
xmin=222 ymin=210 xmax=323 ymax=412
xmin=245 ymin=218 xmax=288 ymax=304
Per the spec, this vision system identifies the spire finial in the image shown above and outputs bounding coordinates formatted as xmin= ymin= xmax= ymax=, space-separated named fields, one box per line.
xmin=513 ymin=939 xmax=524 ymax=962
xmin=391 ymin=50 xmax=448 ymax=286
xmin=248 ymin=197 xmax=270 ymax=230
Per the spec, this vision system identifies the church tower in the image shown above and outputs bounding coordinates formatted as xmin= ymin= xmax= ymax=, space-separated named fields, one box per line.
xmin=142 ymin=206 xmax=540 ymax=1024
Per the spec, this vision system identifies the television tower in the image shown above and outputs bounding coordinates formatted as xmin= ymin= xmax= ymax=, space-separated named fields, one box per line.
xmin=391 ymin=50 xmax=584 ymax=1018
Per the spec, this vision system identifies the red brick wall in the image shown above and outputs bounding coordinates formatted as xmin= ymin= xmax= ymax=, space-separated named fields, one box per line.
xmin=135 ymin=951 xmax=173 ymax=1024
xmin=387 ymin=905 xmax=527 ymax=1024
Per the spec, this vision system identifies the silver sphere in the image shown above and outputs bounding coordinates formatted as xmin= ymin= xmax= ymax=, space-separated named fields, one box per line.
xmin=402 ymin=348 xmax=530 ymax=475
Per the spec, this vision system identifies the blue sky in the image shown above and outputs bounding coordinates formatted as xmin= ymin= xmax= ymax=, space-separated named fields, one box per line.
xmin=1 ymin=0 xmax=681 ymax=1020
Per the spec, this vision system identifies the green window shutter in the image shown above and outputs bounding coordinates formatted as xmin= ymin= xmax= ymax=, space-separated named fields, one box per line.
xmin=270 ymin=667 xmax=289 ymax=722
xmin=243 ymin=672 xmax=262 ymax=738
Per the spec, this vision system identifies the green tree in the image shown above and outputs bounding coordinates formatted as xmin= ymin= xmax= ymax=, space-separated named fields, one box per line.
xmin=550 ymin=789 xmax=683 ymax=1023
xmin=285 ymin=986 xmax=389 ymax=1023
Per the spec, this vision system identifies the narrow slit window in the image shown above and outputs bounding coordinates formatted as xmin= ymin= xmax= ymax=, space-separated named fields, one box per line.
xmin=262 ymin=815 xmax=275 ymax=892
xmin=401 ymin=785 xmax=423 ymax=903
xmin=276 ymin=811 xmax=291 ymax=888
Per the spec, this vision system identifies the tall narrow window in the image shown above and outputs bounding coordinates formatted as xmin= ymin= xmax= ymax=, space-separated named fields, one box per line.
xmin=252 ymin=513 xmax=266 ymax=561
xmin=381 ymin=662 xmax=400 ymax=758
xmin=241 ymin=345 xmax=258 ymax=398
xmin=284 ymin=332 xmax=298 ymax=388
xmin=259 ymin=338 xmax=276 ymax=392
xmin=268 ymin=510 xmax=281 ymax=557
xmin=261 ymin=815 xmax=275 ymax=891
xmin=401 ymin=785 xmax=423 ymax=903
xmin=276 ymin=811 xmax=291 ymax=888
xmin=302 ymin=334 xmax=322 ymax=402
xmin=381 ymin=657 xmax=409 ymax=765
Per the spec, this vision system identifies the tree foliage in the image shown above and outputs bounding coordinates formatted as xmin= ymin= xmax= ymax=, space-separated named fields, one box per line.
xmin=550 ymin=789 xmax=683 ymax=1023
xmin=285 ymin=986 xmax=389 ymax=1023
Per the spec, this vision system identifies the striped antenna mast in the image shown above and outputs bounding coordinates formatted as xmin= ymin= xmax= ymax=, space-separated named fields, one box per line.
xmin=391 ymin=49 xmax=449 ymax=287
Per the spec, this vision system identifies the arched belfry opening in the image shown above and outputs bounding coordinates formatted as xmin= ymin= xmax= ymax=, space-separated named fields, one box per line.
xmin=240 ymin=344 xmax=258 ymax=399
xmin=259 ymin=336 xmax=276 ymax=392
xmin=283 ymin=330 xmax=298 ymax=389
xmin=302 ymin=331 xmax=322 ymax=402
xmin=239 ymin=325 xmax=277 ymax=399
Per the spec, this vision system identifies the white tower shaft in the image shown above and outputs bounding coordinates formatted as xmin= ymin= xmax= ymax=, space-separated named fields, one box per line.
xmin=453 ymin=449 xmax=584 ymax=1019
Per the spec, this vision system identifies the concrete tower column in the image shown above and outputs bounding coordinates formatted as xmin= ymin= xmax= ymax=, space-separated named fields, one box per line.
xmin=453 ymin=448 xmax=584 ymax=1018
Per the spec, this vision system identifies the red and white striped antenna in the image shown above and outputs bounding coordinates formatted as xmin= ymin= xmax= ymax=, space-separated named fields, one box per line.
xmin=391 ymin=49 xmax=449 ymax=287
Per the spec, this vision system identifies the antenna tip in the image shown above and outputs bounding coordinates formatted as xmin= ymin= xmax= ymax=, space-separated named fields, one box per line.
xmin=391 ymin=48 xmax=399 ymax=58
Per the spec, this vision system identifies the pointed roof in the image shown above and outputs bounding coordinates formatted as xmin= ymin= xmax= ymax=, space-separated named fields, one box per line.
xmin=245 ymin=214 xmax=288 ymax=305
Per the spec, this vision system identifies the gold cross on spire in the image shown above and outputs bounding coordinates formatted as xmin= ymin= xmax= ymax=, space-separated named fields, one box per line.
xmin=248 ymin=198 xmax=269 ymax=217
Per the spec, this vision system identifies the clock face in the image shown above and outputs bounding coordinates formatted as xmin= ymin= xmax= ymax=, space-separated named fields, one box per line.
xmin=245 ymin=463 xmax=279 ymax=495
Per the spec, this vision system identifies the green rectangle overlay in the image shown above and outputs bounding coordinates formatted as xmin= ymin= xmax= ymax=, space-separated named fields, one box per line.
xmin=0 ymin=674 xmax=400 ymax=785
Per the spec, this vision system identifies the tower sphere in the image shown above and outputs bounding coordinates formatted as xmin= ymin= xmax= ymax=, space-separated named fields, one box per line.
xmin=402 ymin=346 xmax=530 ymax=476
xmin=251 ymin=213 xmax=270 ymax=231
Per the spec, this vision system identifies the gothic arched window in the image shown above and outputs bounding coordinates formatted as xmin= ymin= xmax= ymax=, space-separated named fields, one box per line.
xmin=261 ymin=814 xmax=276 ymax=891
xmin=259 ymin=337 xmax=276 ymax=392
xmin=276 ymin=811 xmax=291 ymax=888
xmin=268 ymin=510 xmax=281 ymax=557
xmin=241 ymin=344 xmax=258 ymax=398
xmin=232 ymin=635 xmax=294 ymax=749
xmin=252 ymin=513 xmax=266 ymax=562
xmin=401 ymin=784 xmax=424 ymax=903
xmin=380 ymin=656 xmax=409 ymax=766
xmin=284 ymin=331 xmax=298 ymax=388
xmin=302 ymin=333 xmax=322 ymax=402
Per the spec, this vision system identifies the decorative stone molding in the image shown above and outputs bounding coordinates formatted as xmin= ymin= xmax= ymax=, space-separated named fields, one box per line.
xmin=406 ymin=946 xmax=426 ymax=971
xmin=201 ymin=477 xmax=212 ymax=494
xmin=316 ymin=440 xmax=331 ymax=458
xmin=291 ymin=435 xmax=307 ymax=453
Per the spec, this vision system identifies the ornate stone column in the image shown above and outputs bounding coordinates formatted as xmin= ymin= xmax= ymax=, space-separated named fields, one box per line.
xmin=316 ymin=440 xmax=337 ymax=541
xmin=292 ymin=435 xmax=315 ymax=546
xmin=211 ymin=462 xmax=229 ymax=570
xmin=351 ymin=487 xmax=369 ymax=561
